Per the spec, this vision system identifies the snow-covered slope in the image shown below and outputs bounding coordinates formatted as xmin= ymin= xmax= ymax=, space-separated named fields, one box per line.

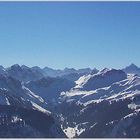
xmin=0 ymin=74 xmax=48 ymax=113
xmin=74 ymin=68 xmax=127 ymax=90
xmin=57 ymin=69 xmax=140 ymax=138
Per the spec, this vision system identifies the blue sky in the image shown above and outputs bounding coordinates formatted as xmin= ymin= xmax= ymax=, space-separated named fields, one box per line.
xmin=0 ymin=2 xmax=140 ymax=69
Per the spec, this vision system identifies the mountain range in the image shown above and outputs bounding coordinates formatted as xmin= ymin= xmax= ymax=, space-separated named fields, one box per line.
xmin=0 ymin=63 xmax=140 ymax=138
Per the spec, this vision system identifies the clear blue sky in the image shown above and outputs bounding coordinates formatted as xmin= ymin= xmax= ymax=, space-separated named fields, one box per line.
xmin=0 ymin=2 xmax=140 ymax=69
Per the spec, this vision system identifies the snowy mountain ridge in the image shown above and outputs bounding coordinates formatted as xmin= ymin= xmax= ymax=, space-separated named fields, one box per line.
xmin=57 ymin=68 xmax=140 ymax=138
xmin=0 ymin=63 xmax=140 ymax=138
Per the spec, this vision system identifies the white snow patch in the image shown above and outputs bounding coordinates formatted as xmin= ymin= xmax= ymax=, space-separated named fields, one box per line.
xmin=63 ymin=127 xmax=76 ymax=138
xmin=75 ymin=74 xmax=92 ymax=89
xmin=31 ymin=101 xmax=51 ymax=114
xmin=23 ymin=86 xmax=44 ymax=103
xmin=5 ymin=98 xmax=10 ymax=105
xmin=0 ymin=95 xmax=10 ymax=105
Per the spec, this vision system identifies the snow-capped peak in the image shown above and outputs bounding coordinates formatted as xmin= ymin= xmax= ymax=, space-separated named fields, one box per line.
xmin=99 ymin=68 xmax=110 ymax=74
xmin=74 ymin=68 xmax=127 ymax=91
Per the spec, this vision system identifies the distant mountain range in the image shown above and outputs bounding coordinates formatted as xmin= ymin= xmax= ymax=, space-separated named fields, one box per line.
xmin=1 ymin=63 xmax=140 ymax=80
xmin=0 ymin=64 xmax=98 ymax=82
xmin=0 ymin=63 xmax=140 ymax=138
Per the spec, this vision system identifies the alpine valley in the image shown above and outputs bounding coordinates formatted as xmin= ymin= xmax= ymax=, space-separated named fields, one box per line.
xmin=0 ymin=63 xmax=140 ymax=138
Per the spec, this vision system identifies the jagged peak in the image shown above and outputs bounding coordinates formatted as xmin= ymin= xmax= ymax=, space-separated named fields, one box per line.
xmin=6 ymin=64 xmax=21 ymax=71
xmin=126 ymin=63 xmax=138 ymax=69
xmin=11 ymin=64 xmax=21 ymax=68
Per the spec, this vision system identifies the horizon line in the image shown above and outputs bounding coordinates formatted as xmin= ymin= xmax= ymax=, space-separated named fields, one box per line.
xmin=0 ymin=63 xmax=138 ymax=71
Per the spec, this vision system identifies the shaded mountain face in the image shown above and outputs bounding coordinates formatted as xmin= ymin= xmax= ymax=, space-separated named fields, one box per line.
xmin=25 ymin=77 xmax=75 ymax=103
xmin=42 ymin=67 xmax=97 ymax=78
xmin=42 ymin=67 xmax=62 ymax=77
xmin=0 ymin=74 xmax=50 ymax=111
xmin=61 ymin=73 xmax=83 ymax=82
xmin=0 ymin=64 xmax=98 ymax=82
xmin=0 ymin=74 xmax=66 ymax=138
xmin=122 ymin=63 xmax=140 ymax=76
xmin=6 ymin=64 xmax=44 ymax=82
xmin=61 ymin=68 xmax=99 ymax=82
xmin=0 ymin=66 xmax=7 ymax=75
xmin=0 ymin=105 xmax=66 ymax=138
